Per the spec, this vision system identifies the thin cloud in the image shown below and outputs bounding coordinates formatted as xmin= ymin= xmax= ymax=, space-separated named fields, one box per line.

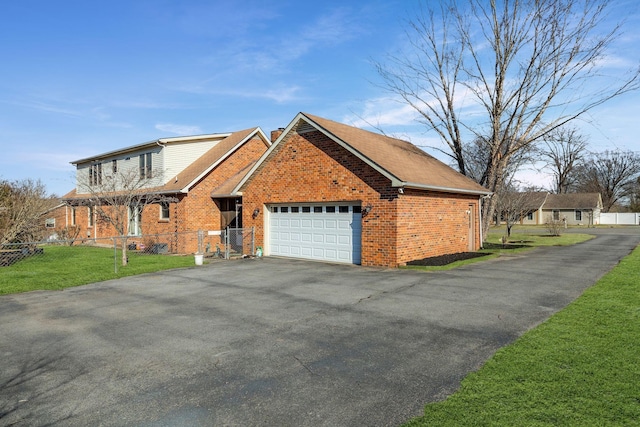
xmin=155 ymin=123 xmax=203 ymax=135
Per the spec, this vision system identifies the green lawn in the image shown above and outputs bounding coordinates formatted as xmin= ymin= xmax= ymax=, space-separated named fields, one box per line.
xmin=404 ymin=244 xmax=640 ymax=426
xmin=0 ymin=245 xmax=196 ymax=295
xmin=404 ymin=229 xmax=595 ymax=271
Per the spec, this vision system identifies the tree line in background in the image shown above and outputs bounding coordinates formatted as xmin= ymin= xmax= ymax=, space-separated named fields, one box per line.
xmin=540 ymin=126 xmax=640 ymax=212
xmin=376 ymin=0 xmax=640 ymax=235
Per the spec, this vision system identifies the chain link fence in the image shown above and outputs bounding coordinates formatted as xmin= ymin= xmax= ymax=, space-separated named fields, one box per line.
xmin=0 ymin=228 xmax=256 ymax=270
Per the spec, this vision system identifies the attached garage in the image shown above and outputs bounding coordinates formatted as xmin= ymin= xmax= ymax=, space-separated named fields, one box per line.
xmin=234 ymin=112 xmax=490 ymax=268
xmin=268 ymin=203 xmax=362 ymax=264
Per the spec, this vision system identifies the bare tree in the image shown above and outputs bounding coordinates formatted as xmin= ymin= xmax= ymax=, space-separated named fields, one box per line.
xmin=540 ymin=126 xmax=589 ymax=194
xmin=75 ymin=168 xmax=174 ymax=266
xmin=494 ymin=183 xmax=544 ymax=237
xmin=461 ymin=135 xmax=536 ymax=187
xmin=0 ymin=179 xmax=57 ymax=244
xmin=626 ymin=176 xmax=640 ymax=212
xmin=573 ymin=150 xmax=640 ymax=212
xmin=375 ymin=0 xmax=639 ymax=238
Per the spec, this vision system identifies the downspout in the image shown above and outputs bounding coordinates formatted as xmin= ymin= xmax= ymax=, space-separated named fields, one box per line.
xmin=478 ymin=196 xmax=483 ymax=249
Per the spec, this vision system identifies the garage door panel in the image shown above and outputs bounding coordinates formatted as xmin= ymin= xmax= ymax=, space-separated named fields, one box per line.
xmin=338 ymin=235 xmax=350 ymax=245
xmin=270 ymin=204 xmax=362 ymax=264
xmin=325 ymin=220 xmax=337 ymax=229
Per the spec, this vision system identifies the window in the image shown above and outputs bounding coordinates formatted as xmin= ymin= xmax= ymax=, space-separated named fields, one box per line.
xmin=314 ymin=206 xmax=323 ymax=213
xmin=272 ymin=206 xmax=279 ymax=213
xmin=70 ymin=207 xmax=76 ymax=226
xmin=281 ymin=207 xmax=289 ymax=213
xmin=575 ymin=210 xmax=582 ymax=221
xmin=112 ymin=159 xmax=118 ymax=174
xmin=302 ymin=206 xmax=311 ymax=213
xmin=88 ymin=206 xmax=95 ymax=227
xmin=326 ymin=206 xmax=336 ymax=213
xmin=339 ymin=206 xmax=349 ymax=213
xmin=527 ymin=212 xmax=533 ymax=220
xmin=291 ymin=206 xmax=300 ymax=213
xmin=89 ymin=163 xmax=102 ymax=186
xmin=45 ymin=218 xmax=55 ymax=228
xmin=139 ymin=153 xmax=152 ymax=179
xmin=553 ymin=210 xmax=560 ymax=221
xmin=353 ymin=206 xmax=362 ymax=214
xmin=160 ymin=202 xmax=170 ymax=220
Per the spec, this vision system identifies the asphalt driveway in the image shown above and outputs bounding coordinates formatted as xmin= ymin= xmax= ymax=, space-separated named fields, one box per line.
xmin=1 ymin=228 xmax=639 ymax=426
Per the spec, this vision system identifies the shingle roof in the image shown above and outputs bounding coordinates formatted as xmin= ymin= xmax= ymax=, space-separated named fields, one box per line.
xmin=303 ymin=113 xmax=488 ymax=194
xmin=210 ymin=161 xmax=258 ymax=197
xmin=235 ymin=112 xmax=489 ymax=196
xmin=520 ymin=191 xmax=549 ymax=210
xmin=160 ymin=127 xmax=266 ymax=193
xmin=543 ymin=193 xmax=602 ymax=209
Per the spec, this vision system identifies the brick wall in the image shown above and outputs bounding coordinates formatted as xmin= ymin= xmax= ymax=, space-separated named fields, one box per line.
xmin=58 ymin=135 xmax=268 ymax=253
xmin=396 ymin=189 xmax=481 ymax=265
xmin=241 ymin=128 xmax=482 ymax=267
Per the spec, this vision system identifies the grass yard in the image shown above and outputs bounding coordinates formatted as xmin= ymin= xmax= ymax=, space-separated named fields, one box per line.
xmin=404 ymin=244 xmax=640 ymax=426
xmin=0 ymin=245 xmax=196 ymax=295
xmin=404 ymin=229 xmax=594 ymax=271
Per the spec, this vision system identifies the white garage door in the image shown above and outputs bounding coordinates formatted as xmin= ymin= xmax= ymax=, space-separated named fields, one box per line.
xmin=269 ymin=204 xmax=362 ymax=264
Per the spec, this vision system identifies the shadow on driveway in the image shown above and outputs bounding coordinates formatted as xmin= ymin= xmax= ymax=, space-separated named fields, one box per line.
xmin=1 ymin=227 xmax=639 ymax=426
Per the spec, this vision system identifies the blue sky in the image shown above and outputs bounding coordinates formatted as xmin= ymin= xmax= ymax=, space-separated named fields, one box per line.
xmin=1 ymin=0 xmax=639 ymax=196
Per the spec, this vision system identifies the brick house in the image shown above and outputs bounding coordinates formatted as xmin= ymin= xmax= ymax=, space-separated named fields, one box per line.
xmin=54 ymin=128 xmax=271 ymax=252
xmin=230 ymin=113 xmax=490 ymax=267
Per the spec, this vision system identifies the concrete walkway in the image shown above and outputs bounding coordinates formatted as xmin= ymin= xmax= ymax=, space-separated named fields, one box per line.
xmin=1 ymin=227 xmax=638 ymax=426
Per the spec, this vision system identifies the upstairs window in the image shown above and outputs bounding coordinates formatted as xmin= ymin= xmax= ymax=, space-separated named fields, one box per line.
xmin=89 ymin=163 xmax=102 ymax=186
xmin=112 ymin=159 xmax=118 ymax=174
xmin=139 ymin=153 xmax=152 ymax=179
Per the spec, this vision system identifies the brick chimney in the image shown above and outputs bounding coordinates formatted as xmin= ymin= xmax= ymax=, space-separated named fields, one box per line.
xmin=270 ymin=128 xmax=285 ymax=142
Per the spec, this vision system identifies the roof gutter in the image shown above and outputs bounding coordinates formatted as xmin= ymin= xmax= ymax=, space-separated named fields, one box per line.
xmin=396 ymin=181 xmax=491 ymax=196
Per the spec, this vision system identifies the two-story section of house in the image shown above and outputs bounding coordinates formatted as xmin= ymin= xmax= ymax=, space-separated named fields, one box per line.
xmin=57 ymin=127 xmax=271 ymax=253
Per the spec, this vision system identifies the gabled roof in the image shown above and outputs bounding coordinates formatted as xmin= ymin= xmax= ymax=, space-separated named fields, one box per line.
xmin=64 ymin=127 xmax=269 ymax=200
xmin=70 ymin=132 xmax=234 ymax=165
xmin=235 ymin=112 xmax=489 ymax=196
xmin=521 ymin=191 xmax=549 ymax=210
xmin=210 ymin=161 xmax=258 ymax=198
xmin=160 ymin=127 xmax=269 ymax=193
xmin=542 ymin=193 xmax=602 ymax=210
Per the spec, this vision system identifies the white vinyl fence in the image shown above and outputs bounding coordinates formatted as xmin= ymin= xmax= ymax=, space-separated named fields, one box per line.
xmin=599 ymin=212 xmax=640 ymax=225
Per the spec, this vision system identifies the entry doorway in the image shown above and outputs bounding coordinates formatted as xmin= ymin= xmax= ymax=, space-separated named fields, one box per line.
xmin=216 ymin=198 xmax=242 ymax=229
